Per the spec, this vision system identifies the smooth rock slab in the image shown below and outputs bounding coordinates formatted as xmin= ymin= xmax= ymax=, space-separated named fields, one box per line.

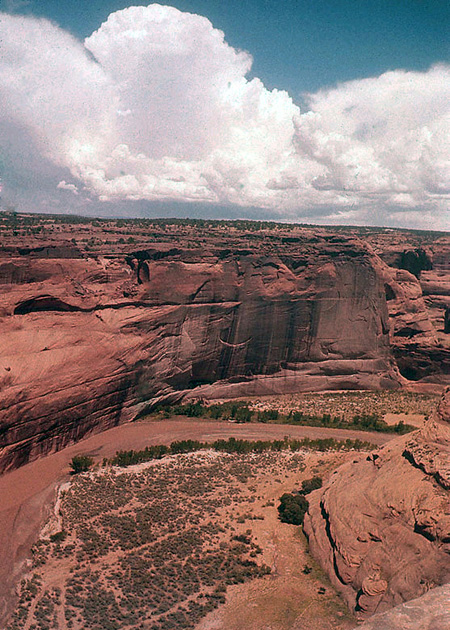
xmin=357 ymin=584 xmax=450 ymax=630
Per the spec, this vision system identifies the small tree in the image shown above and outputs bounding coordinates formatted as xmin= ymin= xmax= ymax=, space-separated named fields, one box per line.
xmin=278 ymin=493 xmax=309 ymax=525
xmin=70 ymin=455 xmax=94 ymax=474
xmin=299 ymin=476 xmax=323 ymax=495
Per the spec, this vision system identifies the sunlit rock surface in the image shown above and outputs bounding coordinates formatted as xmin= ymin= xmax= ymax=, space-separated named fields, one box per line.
xmin=303 ymin=388 xmax=450 ymax=618
xmin=0 ymin=219 xmax=448 ymax=473
xmin=356 ymin=584 xmax=450 ymax=630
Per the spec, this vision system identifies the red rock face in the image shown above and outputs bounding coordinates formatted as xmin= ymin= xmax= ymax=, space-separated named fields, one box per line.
xmin=437 ymin=386 xmax=450 ymax=424
xmin=303 ymin=389 xmax=450 ymax=618
xmin=0 ymin=221 xmax=448 ymax=473
xmin=372 ymin=235 xmax=450 ymax=383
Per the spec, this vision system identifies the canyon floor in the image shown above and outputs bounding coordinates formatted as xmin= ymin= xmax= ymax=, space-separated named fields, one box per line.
xmin=7 ymin=449 xmax=358 ymax=630
xmin=1 ymin=390 xmax=434 ymax=630
xmin=0 ymin=215 xmax=448 ymax=628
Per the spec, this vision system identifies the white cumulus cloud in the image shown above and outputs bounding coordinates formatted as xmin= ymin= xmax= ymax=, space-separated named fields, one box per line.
xmin=0 ymin=4 xmax=448 ymax=228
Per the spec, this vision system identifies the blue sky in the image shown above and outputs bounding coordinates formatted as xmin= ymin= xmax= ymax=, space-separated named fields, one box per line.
xmin=14 ymin=0 xmax=450 ymax=95
xmin=0 ymin=1 xmax=449 ymax=228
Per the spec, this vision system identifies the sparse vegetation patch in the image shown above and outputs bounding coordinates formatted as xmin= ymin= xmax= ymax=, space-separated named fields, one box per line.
xmin=105 ymin=436 xmax=375 ymax=468
xmin=9 ymin=452 xmax=298 ymax=630
xmin=154 ymin=399 xmax=420 ymax=434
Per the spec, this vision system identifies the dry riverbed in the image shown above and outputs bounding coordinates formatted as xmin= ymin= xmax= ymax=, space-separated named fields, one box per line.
xmin=6 ymin=449 xmax=358 ymax=630
xmin=0 ymin=419 xmax=395 ymax=629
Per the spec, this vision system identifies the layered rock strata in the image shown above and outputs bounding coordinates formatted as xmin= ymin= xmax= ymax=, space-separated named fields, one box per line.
xmin=0 ymin=237 xmax=400 ymax=472
xmin=303 ymin=388 xmax=450 ymax=618
xmin=0 ymin=221 xmax=448 ymax=473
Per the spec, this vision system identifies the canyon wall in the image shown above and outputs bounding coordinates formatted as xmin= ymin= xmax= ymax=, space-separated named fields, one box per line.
xmin=0 ymin=220 xmax=448 ymax=473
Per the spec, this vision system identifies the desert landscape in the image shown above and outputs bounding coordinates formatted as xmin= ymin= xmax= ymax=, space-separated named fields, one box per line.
xmin=1 ymin=214 xmax=449 ymax=472
xmin=1 ymin=0 xmax=449 ymax=626
xmin=0 ymin=214 xmax=449 ymax=629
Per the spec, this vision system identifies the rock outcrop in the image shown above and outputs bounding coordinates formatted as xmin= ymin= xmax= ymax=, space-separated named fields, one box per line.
xmin=0 ymin=237 xmax=399 ymax=472
xmin=0 ymin=217 xmax=448 ymax=473
xmin=303 ymin=388 xmax=450 ymax=618
xmin=373 ymin=234 xmax=450 ymax=382
xmin=356 ymin=584 xmax=450 ymax=630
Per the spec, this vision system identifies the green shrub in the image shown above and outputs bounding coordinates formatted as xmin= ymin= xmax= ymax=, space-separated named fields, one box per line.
xmin=278 ymin=493 xmax=309 ymax=525
xmin=299 ymin=476 xmax=322 ymax=495
xmin=70 ymin=455 xmax=94 ymax=475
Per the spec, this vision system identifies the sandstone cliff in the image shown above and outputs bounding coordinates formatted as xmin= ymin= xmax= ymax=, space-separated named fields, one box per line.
xmin=0 ymin=217 xmax=448 ymax=473
xmin=370 ymin=235 xmax=450 ymax=383
xmin=0 ymin=236 xmax=399 ymax=472
xmin=303 ymin=388 xmax=450 ymax=618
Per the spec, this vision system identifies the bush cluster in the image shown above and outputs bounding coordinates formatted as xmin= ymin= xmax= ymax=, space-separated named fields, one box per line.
xmin=157 ymin=402 xmax=415 ymax=434
xmin=278 ymin=493 xmax=309 ymax=525
xmin=299 ymin=476 xmax=323 ymax=495
xmin=70 ymin=455 xmax=94 ymax=474
xmin=287 ymin=411 xmax=414 ymax=433
xmin=104 ymin=444 xmax=169 ymax=467
xmin=105 ymin=436 xmax=375 ymax=468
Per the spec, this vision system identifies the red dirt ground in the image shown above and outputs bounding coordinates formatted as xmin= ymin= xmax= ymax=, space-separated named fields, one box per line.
xmin=0 ymin=418 xmax=393 ymax=625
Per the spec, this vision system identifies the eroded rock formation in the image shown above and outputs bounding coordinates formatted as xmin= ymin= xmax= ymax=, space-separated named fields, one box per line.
xmin=0 ymin=217 xmax=448 ymax=473
xmin=303 ymin=388 xmax=450 ymax=618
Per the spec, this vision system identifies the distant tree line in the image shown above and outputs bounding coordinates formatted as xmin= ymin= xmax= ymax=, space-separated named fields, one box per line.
xmin=156 ymin=401 xmax=415 ymax=434
xmin=100 ymin=436 xmax=375 ymax=469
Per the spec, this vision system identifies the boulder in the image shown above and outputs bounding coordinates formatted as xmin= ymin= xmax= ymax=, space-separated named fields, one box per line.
xmin=303 ymin=389 xmax=450 ymax=618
